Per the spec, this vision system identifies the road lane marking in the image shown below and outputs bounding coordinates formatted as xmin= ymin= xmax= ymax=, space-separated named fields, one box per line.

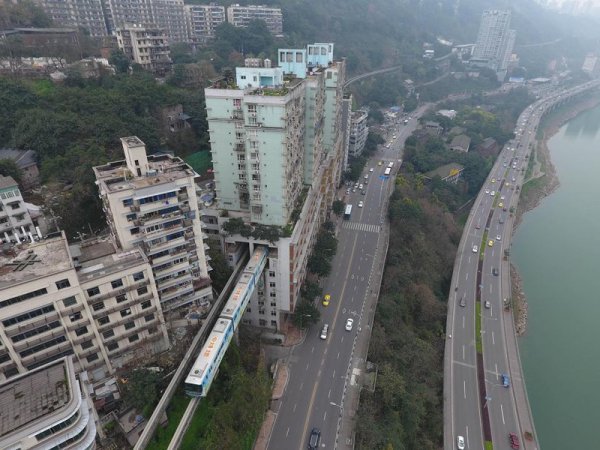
xmin=463 ymin=380 xmax=466 ymax=399
xmin=286 ymin=427 xmax=290 ymax=438
xmin=328 ymin=389 xmax=331 ymax=399
xmin=300 ymin=382 xmax=303 ymax=391
xmin=293 ymin=403 xmax=297 ymax=412
xmin=311 ymin=346 xmax=314 ymax=354
xmin=492 ymin=331 xmax=495 ymax=345
xmin=337 ymin=352 xmax=340 ymax=359
xmin=501 ymin=403 xmax=505 ymax=424
xmin=332 ymin=369 xmax=336 ymax=379
xmin=465 ymin=273 xmax=469 ymax=280
xmin=462 ymin=316 xmax=465 ymax=329
xmin=323 ymin=411 xmax=327 ymax=421
xmin=462 ymin=345 xmax=465 ymax=360
xmin=466 ymin=426 xmax=469 ymax=448
xmin=495 ymin=364 xmax=498 ymax=377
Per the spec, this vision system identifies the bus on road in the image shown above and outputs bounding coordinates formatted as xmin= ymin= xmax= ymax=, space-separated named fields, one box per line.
xmin=344 ymin=204 xmax=352 ymax=220
xmin=384 ymin=168 xmax=391 ymax=176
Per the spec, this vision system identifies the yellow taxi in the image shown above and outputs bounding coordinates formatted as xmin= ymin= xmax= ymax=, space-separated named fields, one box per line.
xmin=498 ymin=202 xmax=504 ymax=208
xmin=378 ymin=161 xmax=383 ymax=166
xmin=488 ymin=240 xmax=494 ymax=247
xmin=323 ymin=294 xmax=331 ymax=306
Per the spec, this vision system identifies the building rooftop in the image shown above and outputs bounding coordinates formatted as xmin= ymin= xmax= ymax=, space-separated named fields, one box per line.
xmin=0 ymin=175 xmax=18 ymax=190
xmin=93 ymin=153 xmax=197 ymax=193
xmin=450 ymin=134 xmax=471 ymax=151
xmin=72 ymin=239 xmax=148 ymax=283
xmin=0 ymin=358 xmax=71 ymax=439
xmin=0 ymin=149 xmax=37 ymax=169
xmin=0 ymin=234 xmax=72 ymax=290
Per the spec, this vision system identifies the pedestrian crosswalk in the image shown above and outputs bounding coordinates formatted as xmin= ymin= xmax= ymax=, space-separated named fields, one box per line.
xmin=342 ymin=221 xmax=381 ymax=233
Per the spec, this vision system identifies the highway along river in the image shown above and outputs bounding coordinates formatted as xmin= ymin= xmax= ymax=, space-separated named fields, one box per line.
xmin=512 ymin=103 xmax=600 ymax=450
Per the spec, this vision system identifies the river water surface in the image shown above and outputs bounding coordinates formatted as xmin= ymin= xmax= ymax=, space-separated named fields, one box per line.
xmin=513 ymin=104 xmax=600 ymax=450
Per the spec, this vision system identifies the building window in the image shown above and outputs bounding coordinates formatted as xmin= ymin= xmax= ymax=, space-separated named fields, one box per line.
xmin=271 ymin=320 xmax=277 ymax=327
xmin=133 ymin=271 xmax=145 ymax=281
xmin=148 ymin=327 xmax=157 ymax=334
xmin=269 ymin=292 xmax=276 ymax=298
xmin=270 ymin=302 xmax=276 ymax=307
xmin=81 ymin=340 xmax=93 ymax=350
xmin=259 ymin=319 xmax=267 ymax=326
xmin=120 ymin=308 xmax=132 ymax=318
xmin=124 ymin=321 xmax=135 ymax=330
xmin=123 ymin=198 xmax=133 ymax=207
xmin=269 ymin=282 xmax=276 ymax=288
xmin=107 ymin=342 xmax=119 ymax=352
xmin=130 ymin=227 xmax=140 ymax=235
xmin=141 ymin=300 xmax=151 ymax=309
xmin=246 ymin=308 xmax=251 ymax=313
xmin=103 ymin=329 xmax=115 ymax=339
xmin=145 ymin=314 xmax=155 ymax=322
xmin=98 ymin=316 xmax=110 ymax=326
xmin=129 ymin=334 xmax=139 ymax=343
xmin=271 ymin=310 xmax=277 ymax=316
xmin=111 ymin=279 xmax=124 ymax=289
xmin=259 ymin=310 xmax=264 ymax=315
xmin=75 ymin=326 xmax=88 ymax=336
xmin=86 ymin=353 xmax=99 ymax=363
xmin=69 ymin=312 xmax=82 ymax=322
xmin=92 ymin=301 xmax=105 ymax=311
xmin=62 ymin=296 xmax=77 ymax=307
xmin=269 ymin=271 xmax=275 ymax=277
xmin=116 ymin=294 xmax=127 ymax=303
xmin=55 ymin=279 xmax=71 ymax=290
xmin=137 ymin=286 xmax=148 ymax=296
xmin=87 ymin=287 xmax=100 ymax=297
xmin=2 ymin=305 xmax=55 ymax=327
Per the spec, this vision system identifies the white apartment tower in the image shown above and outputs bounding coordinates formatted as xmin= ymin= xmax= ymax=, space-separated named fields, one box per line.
xmin=348 ymin=110 xmax=369 ymax=156
xmin=226 ymin=3 xmax=283 ymax=35
xmin=202 ymin=44 xmax=346 ymax=330
xmin=93 ymin=137 xmax=212 ymax=313
xmin=472 ymin=9 xmax=516 ymax=81
xmin=185 ymin=3 xmax=226 ymax=42
xmin=0 ymin=232 xmax=169 ymax=385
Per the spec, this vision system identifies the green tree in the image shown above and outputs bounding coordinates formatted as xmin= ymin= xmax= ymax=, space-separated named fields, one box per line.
xmin=0 ymin=159 xmax=22 ymax=184
xmin=300 ymin=280 xmax=322 ymax=302
xmin=109 ymin=49 xmax=130 ymax=73
xmin=307 ymin=252 xmax=331 ymax=277
xmin=332 ymin=199 xmax=345 ymax=216
xmin=292 ymin=300 xmax=320 ymax=329
xmin=121 ymin=369 xmax=162 ymax=416
xmin=207 ymin=245 xmax=233 ymax=294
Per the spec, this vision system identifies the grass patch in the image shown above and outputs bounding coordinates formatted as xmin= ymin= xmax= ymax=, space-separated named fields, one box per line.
xmin=480 ymin=231 xmax=488 ymax=261
xmin=185 ymin=151 xmax=212 ymax=175
xmin=146 ymin=391 xmax=190 ymax=450
xmin=475 ymin=301 xmax=483 ymax=354
xmin=180 ymin=401 xmax=214 ymax=450
xmin=524 ymin=149 xmax=535 ymax=180
xmin=485 ymin=440 xmax=494 ymax=450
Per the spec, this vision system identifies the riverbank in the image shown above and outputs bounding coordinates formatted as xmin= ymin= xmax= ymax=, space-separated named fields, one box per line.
xmin=511 ymin=93 xmax=600 ymax=335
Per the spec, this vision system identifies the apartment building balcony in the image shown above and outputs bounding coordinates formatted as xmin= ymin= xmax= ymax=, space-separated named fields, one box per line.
xmin=66 ymin=319 xmax=91 ymax=332
xmin=193 ymin=277 xmax=212 ymax=291
xmin=78 ymin=346 xmax=101 ymax=360
xmin=144 ymin=235 xmax=186 ymax=254
xmin=103 ymin=317 xmax=159 ymax=347
xmin=91 ymin=293 xmax=153 ymax=318
xmin=160 ymin=291 xmax=197 ymax=311
xmin=178 ymin=192 xmax=189 ymax=202
xmin=156 ymin=272 xmax=192 ymax=291
xmin=2 ymin=311 xmax=61 ymax=336
xmin=0 ymin=352 xmax=13 ymax=368
xmin=136 ymin=210 xmax=184 ymax=227
xmin=20 ymin=341 xmax=72 ymax=366
xmin=0 ymin=221 xmax=12 ymax=232
xmin=12 ymin=328 xmax=67 ymax=352
xmin=153 ymin=258 xmax=189 ymax=276
xmin=96 ymin=306 xmax=157 ymax=333
xmin=138 ymin=197 xmax=179 ymax=214
xmin=149 ymin=246 xmax=188 ymax=266
xmin=159 ymin=282 xmax=194 ymax=303
xmin=88 ymin=279 xmax=150 ymax=303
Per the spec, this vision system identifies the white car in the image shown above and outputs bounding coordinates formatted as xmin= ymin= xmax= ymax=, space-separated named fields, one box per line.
xmin=345 ymin=318 xmax=354 ymax=331
xmin=472 ymin=245 xmax=478 ymax=253
xmin=490 ymin=191 xmax=496 ymax=196
xmin=320 ymin=324 xmax=329 ymax=340
xmin=369 ymin=167 xmax=374 ymax=172
xmin=496 ymin=235 xmax=501 ymax=241
xmin=485 ymin=301 xmax=491 ymax=309
xmin=358 ymin=201 xmax=364 ymax=208
xmin=500 ymin=195 xmax=505 ymax=200
xmin=457 ymin=435 xmax=465 ymax=450
xmin=359 ymin=184 xmax=363 ymax=190
xmin=485 ymin=189 xmax=490 ymax=194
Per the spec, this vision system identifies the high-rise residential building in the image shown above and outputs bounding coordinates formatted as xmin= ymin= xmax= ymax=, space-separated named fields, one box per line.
xmin=102 ymin=0 xmax=154 ymax=35
xmin=33 ymin=0 xmax=108 ymax=37
xmin=185 ymin=3 xmax=226 ymax=42
xmin=340 ymin=93 xmax=353 ymax=172
xmin=0 ymin=175 xmax=35 ymax=244
xmin=151 ymin=0 xmax=188 ymax=43
xmin=0 ymin=232 xmax=169 ymax=385
xmin=202 ymin=43 xmax=345 ymax=330
xmin=93 ymin=137 xmax=213 ymax=313
xmin=472 ymin=9 xmax=516 ymax=81
xmin=0 ymin=356 xmax=97 ymax=450
xmin=226 ymin=4 xmax=283 ymax=35
xmin=115 ymin=23 xmax=171 ymax=76
xmin=348 ymin=109 xmax=369 ymax=156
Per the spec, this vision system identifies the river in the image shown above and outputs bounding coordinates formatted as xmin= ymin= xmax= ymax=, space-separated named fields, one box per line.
xmin=513 ymin=103 xmax=600 ymax=450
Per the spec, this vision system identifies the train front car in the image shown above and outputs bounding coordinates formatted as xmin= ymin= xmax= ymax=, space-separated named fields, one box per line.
xmin=184 ymin=318 xmax=234 ymax=397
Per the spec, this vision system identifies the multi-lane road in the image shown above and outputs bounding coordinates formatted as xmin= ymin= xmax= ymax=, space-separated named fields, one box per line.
xmin=446 ymin=79 xmax=600 ymax=450
xmin=267 ymin=110 xmax=426 ymax=450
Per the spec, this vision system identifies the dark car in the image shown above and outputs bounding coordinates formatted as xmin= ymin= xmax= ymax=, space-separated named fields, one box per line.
xmin=308 ymin=428 xmax=321 ymax=449
xmin=492 ymin=268 xmax=499 ymax=276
